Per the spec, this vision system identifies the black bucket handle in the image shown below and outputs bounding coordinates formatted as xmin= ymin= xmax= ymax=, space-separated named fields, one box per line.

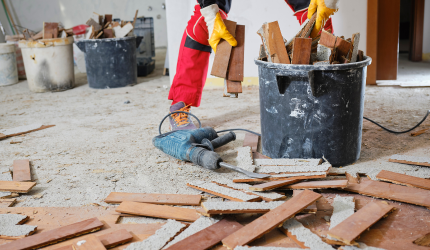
xmin=276 ymin=70 xmax=316 ymax=97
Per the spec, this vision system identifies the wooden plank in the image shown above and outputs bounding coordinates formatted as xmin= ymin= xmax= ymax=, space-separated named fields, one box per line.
xmin=43 ymin=22 xmax=58 ymax=39
xmin=0 ymin=218 xmax=104 ymax=250
xmin=0 ymin=181 xmax=36 ymax=193
xmin=201 ymin=201 xmax=284 ymax=215
xmin=13 ymin=160 xmax=31 ymax=182
xmin=187 ymin=181 xmax=261 ymax=202
xmin=257 ymin=23 xmax=271 ymax=63
xmin=243 ymin=133 xmax=259 ymax=152
xmin=226 ymin=80 xmax=242 ymax=93
xmin=115 ymin=201 xmax=200 ymax=222
xmin=0 ymin=125 xmax=55 ymax=141
xmin=222 ymin=190 xmax=321 ymax=249
xmin=103 ymin=29 xmax=114 ymax=38
xmin=328 ymin=201 xmax=395 ymax=245
xmin=233 ymin=173 xmax=327 ymax=183
xmin=319 ymin=30 xmax=337 ymax=48
xmin=0 ymin=198 xmax=16 ymax=208
xmin=86 ymin=18 xmax=102 ymax=32
xmin=51 ymin=229 xmax=133 ymax=250
xmin=411 ymin=128 xmax=428 ymax=137
xmin=71 ymin=235 xmax=106 ymax=250
xmin=335 ymin=37 xmax=352 ymax=62
xmin=414 ymin=232 xmax=430 ymax=247
xmin=388 ymin=154 xmax=430 ymax=167
xmin=211 ymin=20 xmax=237 ymax=78
xmin=376 ymin=170 xmax=430 ymax=190
xmin=410 ymin=0 xmax=425 ymax=61
xmin=104 ymin=192 xmax=201 ymax=205
xmin=104 ymin=14 xmax=113 ymax=27
xmin=266 ymin=21 xmax=290 ymax=64
xmin=366 ymin=0 xmax=378 ymax=84
xmin=285 ymin=180 xmax=348 ymax=190
xmin=344 ymin=179 xmax=430 ymax=207
xmin=249 ymin=178 xmax=301 ymax=191
xmin=164 ymin=219 xmax=243 ymax=250
xmin=293 ymin=190 xmax=317 ymax=214
xmin=286 ymin=12 xmax=317 ymax=52
xmin=132 ymin=10 xmax=139 ymax=28
xmin=227 ymin=25 xmax=245 ymax=81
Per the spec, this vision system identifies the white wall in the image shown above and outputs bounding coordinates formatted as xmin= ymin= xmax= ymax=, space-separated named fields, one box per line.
xmin=166 ymin=0 xmax=368 ymax=84
xmin=424 ymin=0 xmax=430 ymax=55
xmin=0 ymin=0 xmax=168 ymax=47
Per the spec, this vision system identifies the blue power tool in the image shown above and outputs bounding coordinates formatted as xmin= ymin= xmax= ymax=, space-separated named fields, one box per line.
xmin=152 ymin=127 xmax=271 ymax=178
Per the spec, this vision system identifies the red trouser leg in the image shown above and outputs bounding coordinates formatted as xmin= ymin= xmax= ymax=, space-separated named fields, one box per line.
xmin=168 ymin=5 xmax=227 ymax=108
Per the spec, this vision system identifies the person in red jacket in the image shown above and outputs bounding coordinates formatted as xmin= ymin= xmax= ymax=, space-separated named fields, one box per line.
xmin=168 ymin=0 xmax=339 ymax=131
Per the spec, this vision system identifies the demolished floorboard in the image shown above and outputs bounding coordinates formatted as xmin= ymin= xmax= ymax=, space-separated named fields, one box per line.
xmin=124 ymin=220 xmax=187 ymax=250
xmin=254 ymin=158 xmax=323 ymax=167
xmin=236 ymin=147 xmax=256 ymax=173
xmin=284 ymin=180 xmax=348 ymax=190
xmin=0 ymin=124 xmax=55 ymax=140
xmin=12 ymin=160 xmax=31 ymax=182
xmin=233 ymin=172 xmax=327 ymax=183
xmin=227 ymin=24 xmax=246 ymax=81
xmin=293 ymin=190 xmax=317 ymax=214
xmin=187 ymin=181 xmax=261 ymax=202
xmin=165 ymin=218 xmax=243 ymax=250
xmin=52 ymin=229 xmax=133 ymax=250
xmin=266 ymin=21 xmax=290 ymax=64
xmin=211 ymin=20 xmax=237 ymax=78
xmin=249 ymin=178 xmax=301 ymax=191
xmin=0 ymin=181 xmax=36 ymax=193
xmin=213 ymin=180 xmax=286 ymax=201
xmin=116 ymin=201 xmax=200 ymax=222
xmin=71 ymin=235 xmax=106 ymax=250
xmin=104 ymin=192 xmax=202 ymax=206
xmin=414 ymin=232 xmax=430 ymax=247
xmin=0 ymin=198 xmax=16 ymax=208
xmin=201 ymin=201 xmax=285 ymax=215
xmin=343 ymin=179 xmax=430 ymax=207
xmin=243 ymin=133 xmax=259 ymax=152
xmin=222 ymin=190 xmax=322 ymax=249
xmin=376 ymin=170 xmax=430 ymax=190
xmin=0 ymin=214 xmax=37 ymax=240
xmin=0 ymin=217 xmax=103 ymax=250
xmin=292 ymin=37 xmax=312 ymax=64
xmin=388 ymin=154 xmax=430 ymax=167
xmin=328 ymin=201 xmax=395 ymax=245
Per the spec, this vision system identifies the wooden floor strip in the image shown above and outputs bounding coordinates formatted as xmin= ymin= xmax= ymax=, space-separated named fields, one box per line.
xmin=0 ymin=181 xmax=36 ymax=193
xmin=201 ymin=201 xmax=284 ymax=215
xmin=71 ymin=235 xmax=106 ymax=250
xmin=0 ymin=125 xmax=55 ymax=140
xmin=284 ymin=180 xmax=348 ymax=190
xmin=221 ymin=190 xmax=322 ymax=249
xmin=376 ymin=170 xmax=430 ymax=190
xmin=52 ymin=229 xmax=133 ymax=250
xmin=388 ymin=154 xmax=430 ymax=167
xmin=115 ymin=201 xmax=200 ymax=222
xmin=328 ymin=201 xmax=395 ymax=245
xmin=12 ymin=160 xmax=31 ymax=182
xmin=0 ymin=217 xmax=103 ymax=250
xmin=187 ymin=181 xmax=261 ymax=202
xmin=104 ymin=192 xmax=202 ymax=206
xmin=344 ymin=179 xmax=430 ymax=207
xmin=249 ymin=178 xmax=301 ymax=191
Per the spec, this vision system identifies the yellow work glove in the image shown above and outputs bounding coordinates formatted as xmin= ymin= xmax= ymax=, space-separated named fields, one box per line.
xmin=201 ymin=4 xmax=237 ymax=53
xmin=308 ymin=0 xmax=339 ymax=38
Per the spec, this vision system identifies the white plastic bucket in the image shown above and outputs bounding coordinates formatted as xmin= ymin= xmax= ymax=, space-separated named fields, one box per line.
xmin=0 ymin=43 xmax=19 ymax=86
xmin=19 ymin=37 xmax=75 ymax=92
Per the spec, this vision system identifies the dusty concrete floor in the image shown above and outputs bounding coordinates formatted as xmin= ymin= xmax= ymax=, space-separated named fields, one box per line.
xmin=0 ymin=48 xmax=429 ymax=215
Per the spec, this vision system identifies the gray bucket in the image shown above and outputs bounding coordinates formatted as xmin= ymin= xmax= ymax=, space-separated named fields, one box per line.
xmin=255 ymin=57 xmax=372 ymax=166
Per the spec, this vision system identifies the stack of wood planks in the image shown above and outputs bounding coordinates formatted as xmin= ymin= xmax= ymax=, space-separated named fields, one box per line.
xmin=211 ymin=20 xmax=246 ymax=98
xmin=257 ymin=14 xmax=364 ymax=66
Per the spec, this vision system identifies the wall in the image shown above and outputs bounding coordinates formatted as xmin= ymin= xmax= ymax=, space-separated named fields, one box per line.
xmin=166 ymin=0 xmax=368 ymax=86
xmin=424 ymin=0 xmax=430 ymax=61
xmin=0 ymin=0 xmax=168 ymax=47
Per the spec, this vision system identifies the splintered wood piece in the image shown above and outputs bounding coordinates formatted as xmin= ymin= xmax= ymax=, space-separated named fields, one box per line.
xmin=31 ymin=31 xmax=43 ymax=40
xmin=249 ymin=178 xmax=301 ymax=191
xmin=211 ymin=20 xmax=237 ymax=78
xmin=357 ymin=50 xmax=364 ymax=61
xmin=344 ymin=179 xmax=430 ymax=207
xmin=103 ymin=29 xmax=114 ymax=38
xmin=104 ymin=192 xmax=202 ymax=205
xmin=328 ymin=201 xmax=395 ymax=245
xmin=187 ymin=181 xmax=261 ymax=202
xmin=0 ymin=181 xmax=36 ymax=193
xmin=132 ymin=10 xmax=139 ymax=28
xmin=221 ymin=190 xmax=322 ymax=249
xmin=292 ymin=38 xmax=312 ymax=64
xmin=0 ymin=125 xmax=55 ymax=141
xmin=257 ymin=23 xmax=271 ymax=63
xmin=411 ymin=128 xmax=429 ymax=136
xmin=226 ymin=80 xmax=242 ymax=93
xmin=116 ymin=201 xmax=200 ymax=222
xmin=13 ymin=160 xmax=31 ymax=182
xmin=414 ymin=233 xmax=430 ymax=247
xmin=335 ymin=37 xmax=352 ymax=62
xmin=345 ymin=172 xmax=360 ymax=184
xmin=71 ymin=235 xmax=106 ymax=250
xmin=376 ymin=170 xmax=430 ymax=190
xmin=285 ymin=180 xmax=348 ymax=189
xmin=86 ymin=18 xmax=102 ymax=32
xmin=0 ymin=218 xmax=104 ymax=250
xmin=227 ymin=24 xmax=245 ymax=81
xmin=201 ymin=201 xmax=284 ymax=215
xmin=164 ymin=219 xmax=243 ymax=250
xmin=243 ymin=132 xmax=259 ymax=152
xmin=233 ymin=173 xmax=327 ymax=183
xmin=349 ymin=33 xmax=360 ymax=62
xmin=319 ymin=30 xmax=337 ymax=48
xmin=293 ymin=190 xmax=317 ymax=213
xmin=286 ymin=12 xmax=317 ymax=52
xmin=43 ymin=22 xmax=58 ymax=39
xmin=104 ymin=14 xmax=112 ymax=27
xmin=95 ymin=31 xmax=104 ymax=39
xmin=389 ymin=154 xmax=430 ymax=167
xmin=0 ymin=198 xmax=17 ymax=208
xmin=266 ymin=21 xmax=290 ymax=64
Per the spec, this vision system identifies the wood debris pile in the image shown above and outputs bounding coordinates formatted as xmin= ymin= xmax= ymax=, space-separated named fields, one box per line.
xmin=84 ymin=11 xmax=138 ymax=40
xmin=258 ymin=13 xmax=365 ymax=66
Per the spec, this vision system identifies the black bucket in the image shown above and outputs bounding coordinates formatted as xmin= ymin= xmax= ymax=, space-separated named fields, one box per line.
xmin=76 ymin=36 xmax=143 ymax=89
xmin=255 ymin=57 xmax=372 ymax=166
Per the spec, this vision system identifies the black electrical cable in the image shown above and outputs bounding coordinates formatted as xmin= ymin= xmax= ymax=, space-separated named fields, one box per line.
xmin=159 ymin=110 xmax=430 ymax=136
xmin=363 ymin=110 xmax=430 ymax=134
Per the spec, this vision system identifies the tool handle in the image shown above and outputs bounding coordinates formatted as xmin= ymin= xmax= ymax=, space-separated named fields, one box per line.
xmin=211 ymin=132 xmax=236 ymax=149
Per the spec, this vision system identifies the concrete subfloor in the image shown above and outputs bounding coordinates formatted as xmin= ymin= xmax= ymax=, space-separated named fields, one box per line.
xmin=0 ymin=48 xmax=429 ymax=216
